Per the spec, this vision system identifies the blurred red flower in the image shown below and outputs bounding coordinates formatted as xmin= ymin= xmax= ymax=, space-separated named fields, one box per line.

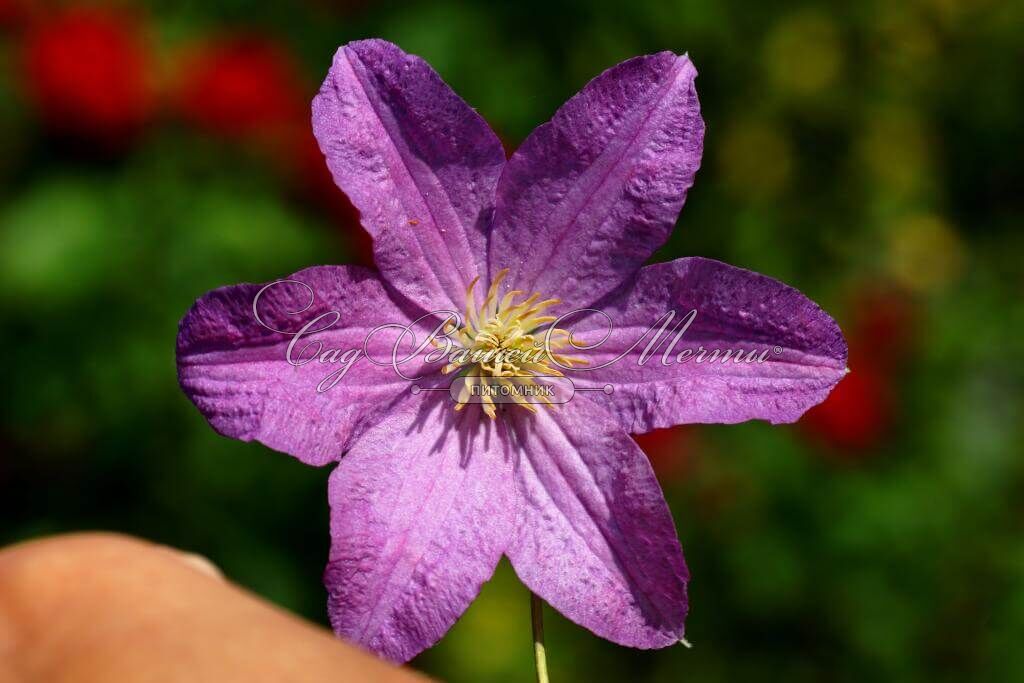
xmin=21 ymin=7 xmax=154 ymax=140
xmin=847 ymin=285 xmax=917 ymax=372
xmin=0 ymin=0 xmax=31 ymax=30
xmin=0 ymin=0 xmax=22 ymax=29
xmin=800 ymin=282 xmax=915 ymax=454
xmin=291 ymin=126 xmax=374 ymax=265
xmin=172 ymin=34 xmax=372 ymax=264
xmin=802 ymin=359 xmax=891 ymax=452
xmin=174 ymin=36 xmax=306 ymax=139
xmin=634 ymin=426 xmax=698 ymax=483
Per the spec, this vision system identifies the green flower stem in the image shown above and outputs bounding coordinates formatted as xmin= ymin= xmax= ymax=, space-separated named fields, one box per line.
xmin=531 ymin=591 xmax=550 ymax=683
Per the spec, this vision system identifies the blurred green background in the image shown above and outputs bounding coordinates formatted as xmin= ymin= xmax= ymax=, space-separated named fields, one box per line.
xmin=1 ymin=0 xmax=1022 ymax=680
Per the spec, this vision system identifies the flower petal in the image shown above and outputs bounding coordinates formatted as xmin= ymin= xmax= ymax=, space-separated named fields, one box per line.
xmin=177 ymin=265 xmax=426 ymax=466
xmin=312 ymin=39 xmax=506 ymax=312
xmin=325 ymin=395 xmax=517 ymax=663
xmin=505 ymin=395 xmax=688 ymax=648
xmin=490 ymin=51 xmax=703 ymax=309
xmin=568 ymin=257 xmax=848 ymax=433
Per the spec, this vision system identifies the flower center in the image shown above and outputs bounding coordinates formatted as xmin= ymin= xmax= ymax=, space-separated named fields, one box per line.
xmin=442 ymin=269 xmax=583 ymax=419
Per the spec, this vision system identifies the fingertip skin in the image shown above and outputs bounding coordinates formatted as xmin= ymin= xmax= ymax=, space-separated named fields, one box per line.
xmin=0 ymin=532 xmax=426 ymax=683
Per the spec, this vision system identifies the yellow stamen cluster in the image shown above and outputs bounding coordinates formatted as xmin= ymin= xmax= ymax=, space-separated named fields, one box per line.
xmin=442 ymin=269 xmax=584 ymax=418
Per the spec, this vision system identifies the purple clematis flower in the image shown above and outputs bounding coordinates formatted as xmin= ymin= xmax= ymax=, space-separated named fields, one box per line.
xmin=176 ymin=39 xmax=847 ymax=663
